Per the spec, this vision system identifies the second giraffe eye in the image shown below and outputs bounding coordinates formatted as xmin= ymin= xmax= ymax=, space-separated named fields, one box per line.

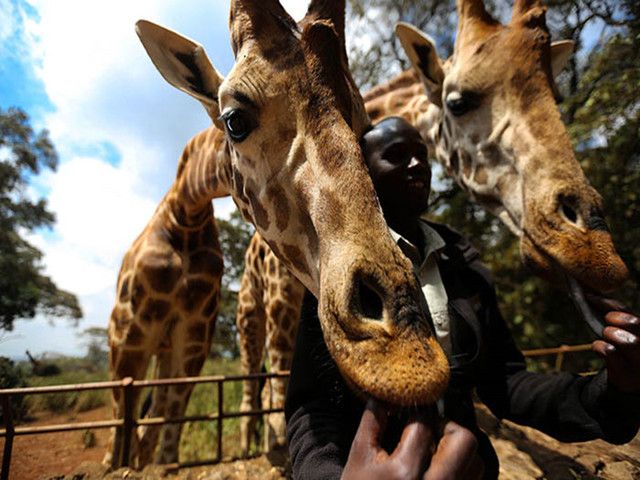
xmin=220 ymin=109 xmax=256 ymax=143
xmin=445 ymin=91 xmax=480 ymax=117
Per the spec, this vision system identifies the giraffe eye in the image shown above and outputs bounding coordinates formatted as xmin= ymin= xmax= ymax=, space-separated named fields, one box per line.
xmin=220 ymin=109 xmax=256 ymax=142
xmin=445 ymin=91 xmax=479 ymax=117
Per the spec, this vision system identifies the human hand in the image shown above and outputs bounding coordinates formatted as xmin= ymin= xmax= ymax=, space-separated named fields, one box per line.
xmin=588 ymin=296 xmax=640 ymax=393
xmin=342 ymin=400 xmax=482 ymax=480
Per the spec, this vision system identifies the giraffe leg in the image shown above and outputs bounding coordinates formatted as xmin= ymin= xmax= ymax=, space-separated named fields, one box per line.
xmin=236 ymin=264 xmax=267 ymax=456
xmin=103 ymin=343 xmax=152 ymax=470
xmin=154 ymin=319 xmax=213 ymax=465
xmin=136 ymin=352 xmax=171 ymax=467
xmin=262 ymin=272 xmax=304 ymax=452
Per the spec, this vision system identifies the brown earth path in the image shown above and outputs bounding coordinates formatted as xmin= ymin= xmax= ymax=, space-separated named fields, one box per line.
xmin=0 ymin=406 xmax=112 ymax=480
xmin=4 ymin=405 xmax=640 ymax=479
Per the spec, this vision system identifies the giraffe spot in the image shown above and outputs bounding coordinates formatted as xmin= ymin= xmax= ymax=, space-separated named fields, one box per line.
xmin=185 ymin=344 xmax=203 ymax=356
xmin=185 ymin=356 xmax=204 ymax=376
xmin=140 ymin=299 xmax=171 ymax=324
xmin=268 ymin=301 xmax=285 ymax=323
xmin=116 ymin=351 xmax=145 ymax=378
xmin=176 ymin=279 xmax=213 ymax=312
xmin=282 ymin=244 xmax=310 ymax=278
xmin=189 ymin=250 xmax=224 ymax=276
xmin=267 ymin=257 xmax=277 ymax=276
xmin=201 ymin=293 xmax=220 ymax=319
xmin=199 ymin=222 xmax=218 ymax=245
xmin=319 ymin=189 xmax=344 ymax=233
xmin=268 ymin=282 xmax=278 ymax=298
xmin=460 ymin=150 xmax=473 ymax=178
xmin=449 ymin=150 xmax=459 ymax=174
xmin=188 ymin=322 xmax=207 ymax=341
xmin=126 ymin=323 xmax=145 ymax=346
xmin=280 ymin=316 xmax=291 ymax=331
xmin=118 ymin=276 xmax=131 ymax=302
xmin=474 ymin=166 xmax=489 ymax=185
xmin=175 ymin=383 xmax=188 ymax=395
xmin=267 ymin=185 xmax=290 ymax=232
xmin=246 ymin=187 xmax=271 ymax=231
xmin=169 ymin=401 xmax=181 ymax=417
xmin=130 ymin=279 xmax=146 ymax=314
xmin=142 ymin=254 xmax=182 ymax=294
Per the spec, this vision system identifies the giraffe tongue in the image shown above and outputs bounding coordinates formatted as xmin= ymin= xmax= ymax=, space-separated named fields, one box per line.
xmin=565 ymin=275 xmax=605 ymax=338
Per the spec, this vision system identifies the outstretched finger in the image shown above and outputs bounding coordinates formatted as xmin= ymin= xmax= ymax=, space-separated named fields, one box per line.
xmin=390 ymin=413 xmax=434 ymax=476
xmin=350 ymin=399 xmax=388 ymax=459
xmin=423 ymin=421 xmax=478 ymax=480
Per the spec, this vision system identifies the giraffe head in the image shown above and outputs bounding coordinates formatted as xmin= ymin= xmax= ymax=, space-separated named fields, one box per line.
xmin=135 ymin=0 xmax=449 ymax=406
xmin=396 ymin=0 xmax=628 ymax=295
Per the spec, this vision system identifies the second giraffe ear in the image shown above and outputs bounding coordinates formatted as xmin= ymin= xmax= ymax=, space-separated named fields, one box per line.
xmin=395 ymin=22 xmax=445 ymax=108
xmin=550 ymin=40 xmax=574 ymax=79
xmin=136 ymin=20 xmax=224 ymax=127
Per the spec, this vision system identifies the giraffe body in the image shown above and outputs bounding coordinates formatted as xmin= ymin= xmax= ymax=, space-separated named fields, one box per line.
xmin=105 ymin=128 xmax=229 ymax=467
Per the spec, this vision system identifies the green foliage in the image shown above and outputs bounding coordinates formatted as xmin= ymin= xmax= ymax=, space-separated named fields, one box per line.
xmin=212 ymin=209 xmax=254 ymax=358
xmin=78 ymin=327 xmax=109 ymax=370
xmin=0 ymin=107 xmax=82 ymax=331
xmin=179 ymin=357 xmax=244 ymax=461
xmin=0 ymin=356 xmax=28 ymax=421
xmin=24 ymin=361 xmax=108 ymax=415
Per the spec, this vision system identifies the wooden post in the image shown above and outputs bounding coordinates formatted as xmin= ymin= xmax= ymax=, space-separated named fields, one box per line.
xmin=217 ymin=381 xmax=223 ymax=462
xmin=120 ymin=377 xmax=134 ymax=468
xmin=1 ymin=395 xmax=15 ymax=480
xmin=555 ymin=345 xmax=567 ymax=372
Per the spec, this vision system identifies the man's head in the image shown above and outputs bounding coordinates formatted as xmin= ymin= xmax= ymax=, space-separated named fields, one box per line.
xmin=362 ymin=116 xmax=432 ymax=220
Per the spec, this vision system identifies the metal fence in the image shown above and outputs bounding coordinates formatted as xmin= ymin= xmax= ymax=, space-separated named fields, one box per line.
xmin=0 ymin=371 xmax=289 ymax=480
xmin=0 ymin=344 xmax=594 ymax=480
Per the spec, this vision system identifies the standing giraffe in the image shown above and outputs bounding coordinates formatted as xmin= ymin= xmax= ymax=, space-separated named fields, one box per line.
xmin=107 ymin=0 xmax=450 ymax=469
xmin=235 ymin=0 xmax=630 ymax=454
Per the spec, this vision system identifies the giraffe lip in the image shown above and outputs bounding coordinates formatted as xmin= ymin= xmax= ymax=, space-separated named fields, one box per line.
xmin=565 ymin=274 xmax=605 ymax=338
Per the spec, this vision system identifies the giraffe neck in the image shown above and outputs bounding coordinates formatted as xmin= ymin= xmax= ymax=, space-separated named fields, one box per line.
xmin=167 ymin=127 xmax=232 ymax=228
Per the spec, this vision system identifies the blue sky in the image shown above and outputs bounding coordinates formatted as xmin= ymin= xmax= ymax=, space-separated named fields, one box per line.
xmin=0 ymin=0 xmax=308 ymax=359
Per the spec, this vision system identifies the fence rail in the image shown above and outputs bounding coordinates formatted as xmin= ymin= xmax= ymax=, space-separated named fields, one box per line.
xmin=0 ymin=344 xmax=594 ymax=480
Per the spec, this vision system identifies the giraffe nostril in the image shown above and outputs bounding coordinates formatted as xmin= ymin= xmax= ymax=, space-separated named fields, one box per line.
xmin=557 ymin=194 xmax=580 ymax=226
xmin=351 ymin=274 xmax=384 ymax=321
xmin=561 ymin=202 xmax=578 ymax=224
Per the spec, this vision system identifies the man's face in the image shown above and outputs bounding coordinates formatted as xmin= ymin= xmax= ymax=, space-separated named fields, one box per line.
xmin=362 ymin=118 xmax=431 ymax=217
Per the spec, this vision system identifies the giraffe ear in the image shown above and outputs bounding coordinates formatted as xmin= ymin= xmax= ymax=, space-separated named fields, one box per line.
xmin=550 ymin=40 xmax=574 ymax=79
xmin=136 ymin=20 xmax=224 ymax=125
xmin=395 ymin=22 xmax=445 ymax=108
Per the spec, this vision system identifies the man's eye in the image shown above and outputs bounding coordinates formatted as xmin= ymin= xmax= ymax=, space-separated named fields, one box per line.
xmin=445 ymin=91 xmax=480 ymax=117
xmin=220 ymin=109 xmax=256 ymax=142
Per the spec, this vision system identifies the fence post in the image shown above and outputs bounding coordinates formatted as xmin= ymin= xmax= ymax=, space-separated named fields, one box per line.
xmin=120 ymin=377 xmax=134 ymax=468
xmin=555 ymin=345 xmax=567 ymax=372
xmin=1 ymin=395 xmax=14 ymax=480
xmin=217 ymin=381 xmax=223 ymax=462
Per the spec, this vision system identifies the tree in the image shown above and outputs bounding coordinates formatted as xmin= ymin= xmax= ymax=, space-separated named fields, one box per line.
xmin=0 ymin=107 xmax=82 ymax=330
xmin=210 ymin=209 xmax=254 ymax=358
xmin=79 ymin=327 xmax=109 ymax=369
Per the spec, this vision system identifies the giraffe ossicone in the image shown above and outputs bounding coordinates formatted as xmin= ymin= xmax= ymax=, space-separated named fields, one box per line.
xmin=108 ymin=0 xmax=450 ymax=468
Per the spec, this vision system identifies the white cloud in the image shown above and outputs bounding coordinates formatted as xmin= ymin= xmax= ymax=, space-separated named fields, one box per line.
xmin=7 ymin=1 xmax=321 ymax=357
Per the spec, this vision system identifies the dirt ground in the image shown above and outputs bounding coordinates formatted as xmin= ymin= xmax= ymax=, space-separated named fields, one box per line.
xmin=3 ymin=405 xmax=640 ymax=479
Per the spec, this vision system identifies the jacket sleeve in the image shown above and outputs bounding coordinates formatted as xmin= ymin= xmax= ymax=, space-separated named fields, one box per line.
xmin=285 ymin=291 xmax=357 ymax=480
xmin=472 ymin=261 xmax=640 ymax=444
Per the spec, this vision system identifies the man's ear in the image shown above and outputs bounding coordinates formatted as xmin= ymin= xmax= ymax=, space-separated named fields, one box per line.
xmin=550 ymin=40 xmax=574 ymax=79
xmin=395 ymin=22 xmax=445 ymax=108
xmin=136 ymin=20 xmax=224 ymax=125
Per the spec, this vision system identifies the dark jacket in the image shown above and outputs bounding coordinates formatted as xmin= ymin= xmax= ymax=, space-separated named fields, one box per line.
xmin=285 ymin=223 xmax=640 ymax=480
